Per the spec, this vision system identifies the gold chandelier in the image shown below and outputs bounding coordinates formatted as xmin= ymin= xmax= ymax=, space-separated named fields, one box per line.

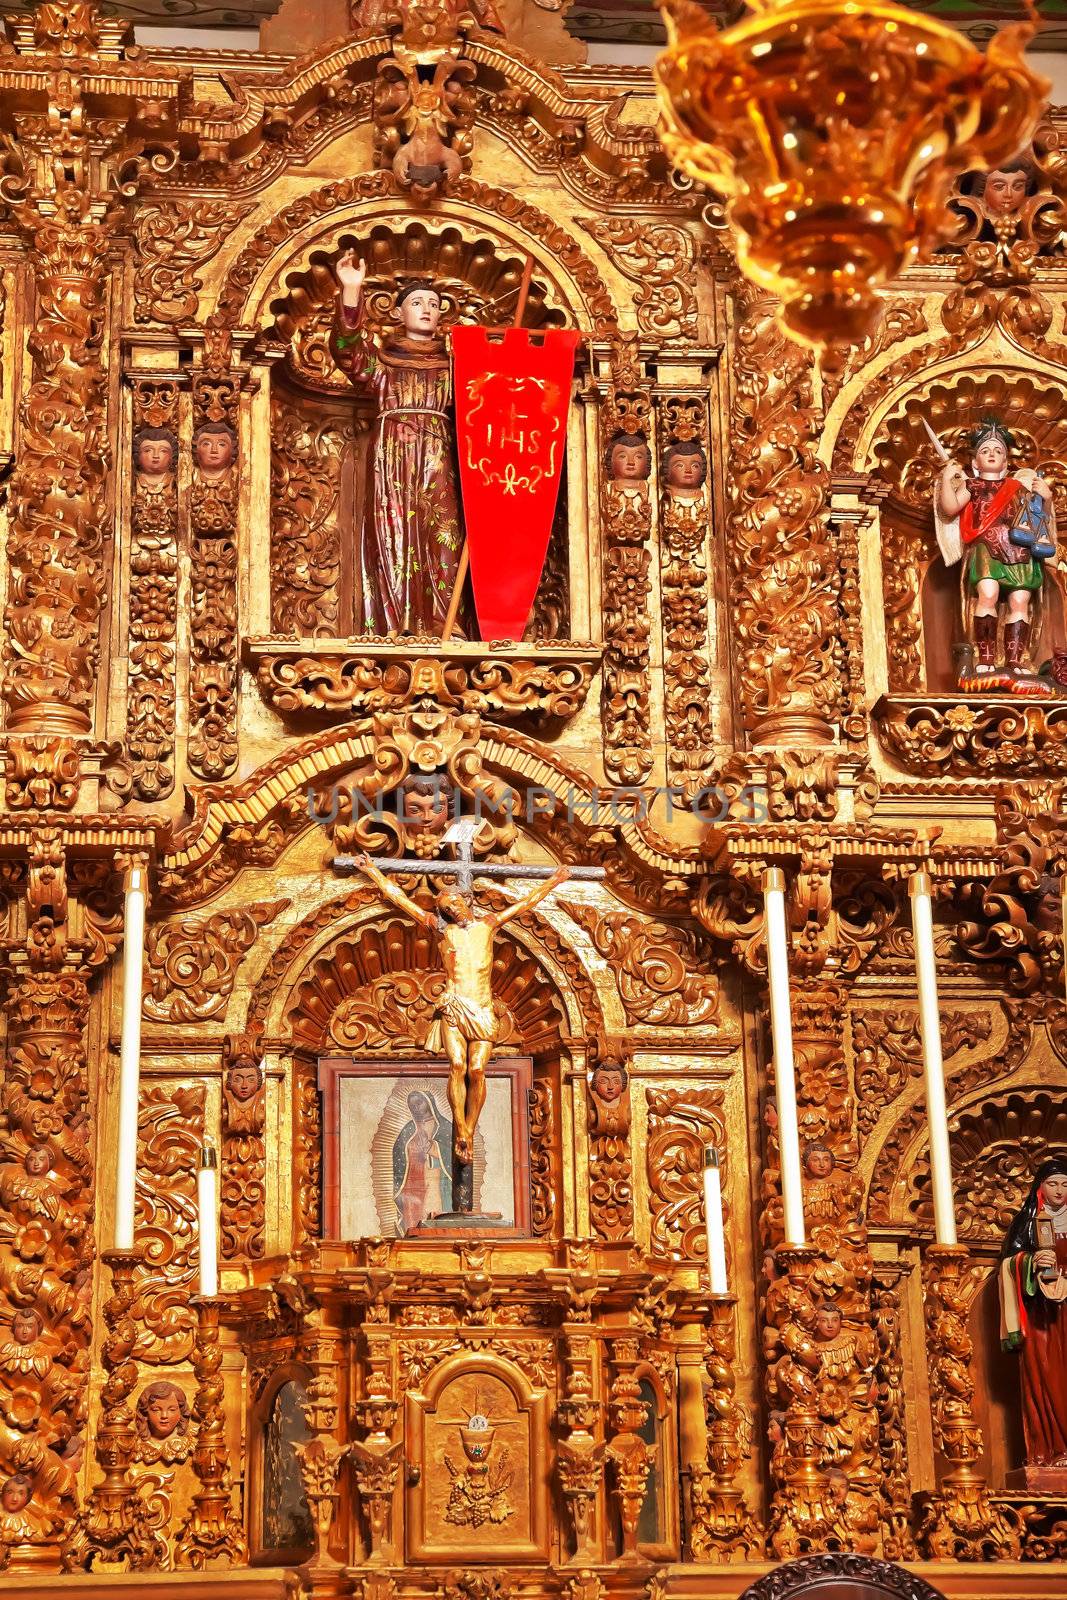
xmin=655 ymin=0 xmax=1049 ymax=349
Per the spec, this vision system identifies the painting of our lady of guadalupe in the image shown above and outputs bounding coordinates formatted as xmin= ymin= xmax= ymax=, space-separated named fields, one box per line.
xmin=392 ymin=1089 xmax=453 ymax=1234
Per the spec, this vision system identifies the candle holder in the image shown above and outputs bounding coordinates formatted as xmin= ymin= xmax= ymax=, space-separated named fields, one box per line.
xmin=175 ymin=1295 xmax=248 ymax=1568
xmin=62 ymin=1248 xmax=166 ymax=1571
xmin=917 ymin=1243 xmax=1019 ymax=1560
xmin=689 ymin=1294 xmax=762 ymax=1561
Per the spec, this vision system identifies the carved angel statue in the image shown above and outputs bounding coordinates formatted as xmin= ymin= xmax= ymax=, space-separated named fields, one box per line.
xmin=934 ymin=416 xmax=1058 ymax=694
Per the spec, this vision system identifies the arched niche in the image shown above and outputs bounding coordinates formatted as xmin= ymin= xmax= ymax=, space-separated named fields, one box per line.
xmin=247 ymin=887 xmax=600 ymax=1249
xmin=632 ymin=1362 xmax=679 ymax=1560
xmin=869 ymin=1078 xmax=1067 ymax=1490
xmin=216 ymin=181 xmax=618 ymax=647
xmin=251 ymin=1364 xmax=315 ymax=1564
xmin=871 ymin=371 xmax=1067 ymax=695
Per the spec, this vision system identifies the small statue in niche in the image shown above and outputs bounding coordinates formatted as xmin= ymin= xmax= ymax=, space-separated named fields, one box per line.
xmin=588 ymin=1058 xmax=630 ymax=1138
xmin=934 ymin=417 xmax=1058 ymax=694
xmin=332 ymin=252 xmax=467 ymax=636
xmin=134 ymin=1380 xmax=192 ymax=1466
xmin=661 ymin=437 xmax=707 ymax=502
xmin=1000 ymin=1155 xmax=1067 ymax=1473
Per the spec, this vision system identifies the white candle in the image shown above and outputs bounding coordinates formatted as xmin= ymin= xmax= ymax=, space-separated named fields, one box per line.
xmin=197 ymin=1145 xmax=219 ymax=1297
xmin=115 ymin=862 xmax=147 ymax=1251
xmin=909 ymin=869 xmax=957 ymax=1247
xmin=702 ymin=1146 xmax=728 ymax=1295
xmin=762 ymin=867 xmax=806 ymax=1247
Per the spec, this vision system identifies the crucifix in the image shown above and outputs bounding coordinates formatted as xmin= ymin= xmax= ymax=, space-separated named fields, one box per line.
xmin=335 ymin=821 xmax=605 ymax=1223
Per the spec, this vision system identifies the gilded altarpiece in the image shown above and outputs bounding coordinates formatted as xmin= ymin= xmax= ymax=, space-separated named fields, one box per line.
xmin=0 ymin=1 xmax=1063 ymax=1596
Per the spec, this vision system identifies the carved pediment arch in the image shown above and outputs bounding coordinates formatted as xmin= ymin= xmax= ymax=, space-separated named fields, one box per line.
xmin=284 ymin=912 xmax=568 ymax=1055
xmin=212 ymin=175 xmax=619 ymax=336
xmin=268 ymin=215 xmax=567 ymax=395
xmin=245 ymin=879 xmax=602 ymax=1045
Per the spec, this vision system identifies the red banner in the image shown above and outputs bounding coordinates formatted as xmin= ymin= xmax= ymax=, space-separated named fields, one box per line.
xmin=452 ymin=326 xmax=579 ymax=641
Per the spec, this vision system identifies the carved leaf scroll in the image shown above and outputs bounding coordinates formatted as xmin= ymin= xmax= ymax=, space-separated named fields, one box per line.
xmin=143 ymin=900 xmax=289 ymax=1023
xmin=562 ymin=901 xmax=719 ymax=1026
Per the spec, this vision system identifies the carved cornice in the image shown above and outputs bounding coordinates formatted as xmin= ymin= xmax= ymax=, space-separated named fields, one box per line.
xmin=875 ymin=695 xmax=1067 ymax=778
xmin=246 ymin=638 xmax=603 ymax=724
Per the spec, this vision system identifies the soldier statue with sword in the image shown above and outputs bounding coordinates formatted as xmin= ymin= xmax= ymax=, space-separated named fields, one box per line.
xmin=927 ymin=414 xmax=1058 ymax=695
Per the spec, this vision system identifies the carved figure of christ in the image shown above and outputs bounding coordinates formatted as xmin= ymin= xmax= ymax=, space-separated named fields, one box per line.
xmin=352 ymin=853 xmax=570 ymax=1208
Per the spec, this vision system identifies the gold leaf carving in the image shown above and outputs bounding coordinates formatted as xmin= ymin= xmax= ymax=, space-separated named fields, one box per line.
xmin=645 ymin=1086 xmax=725 ymax=1259
xmin=562 ymin=902 xmax=719 ymax=1026
xmin=143 ymin=900 xmax=289 ymax=1024
xmin=132 ymin=1084 xmax=205 ymax=1366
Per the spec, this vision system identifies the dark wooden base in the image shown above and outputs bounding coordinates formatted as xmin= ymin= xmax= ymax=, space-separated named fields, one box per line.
xmin=410 ymin=1210 xmax=517 ymax=1234
xmin=1004 ymin=1462 xmax=1067 ymax=1493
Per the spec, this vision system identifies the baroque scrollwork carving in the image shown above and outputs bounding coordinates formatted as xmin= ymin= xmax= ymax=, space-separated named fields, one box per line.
xmin=143 ymin=901 xmax=289 ymax=1025
xmin=852 ymin=1007 xmax=994 ymax=1135
xmin=581 ymin=219 xmax=697 ymax=339
xmin=252 ymin=641 xmax=601 ymax=724
xmin=269 ymin=402 xmax=351 ymax=636
xmin=645 ymin=1086 xmax=725 ymax=1261
xmin=563 ymin=901 xmax=719 ymax=1027
xmin=133 ymin=200 xmax=253 ymax=326
xmin=131 ymin=1085 xmax=204 ymax=1368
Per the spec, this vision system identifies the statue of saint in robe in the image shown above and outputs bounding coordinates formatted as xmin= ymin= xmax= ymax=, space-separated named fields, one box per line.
xmin=331 ymin=251 xmax=465 ymax=636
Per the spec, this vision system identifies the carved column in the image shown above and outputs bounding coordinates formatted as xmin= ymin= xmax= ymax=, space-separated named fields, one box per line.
xmin=0 ymin=15 xmax=175 ymax=809
xmin=188 ymin=357 xmax=242 ymax=781
xmin=918 ymin=1244 xmax=1020 ymax=1561
xmin=725 ymin=281 xmax=840 ymax=752
xmin=557 ymin=1330 xmax=605 ymax=1563
xmin=871 ymin=1264 xmax=916 ymax=1560
xmin=125 ymin=378 xmax=181 ymax=802
xmin=62 ymin=1250 xmax=165 ymax=1571
xmin=176 ymin=1297 xmax=248 ymax=1567
xmin=600 ymin=337 xmax=655 ymax=786
xmin=688 ymin=1297 xmax=762 ymax=1561
xmin=0 ymin=909 xmax=94 ymax=1567
xmin=604 ymin=1335 xmax=654 ymax=1563
xmin=0 ymin=187 xmax=116 ymax=750
xmin=656 ymin=390 xmax=717 ymax=801
xmin=350 ymin=1328 xmax=402 ymax=1565
xmin=220 ymin=1026 xmax=267 ymax=1262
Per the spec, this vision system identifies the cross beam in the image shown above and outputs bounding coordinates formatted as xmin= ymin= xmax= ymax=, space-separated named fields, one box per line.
xmin=333 ymin=855 xmax=605 ymax=894
xmin=335 ymin=814 xmax=604 ymax=895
